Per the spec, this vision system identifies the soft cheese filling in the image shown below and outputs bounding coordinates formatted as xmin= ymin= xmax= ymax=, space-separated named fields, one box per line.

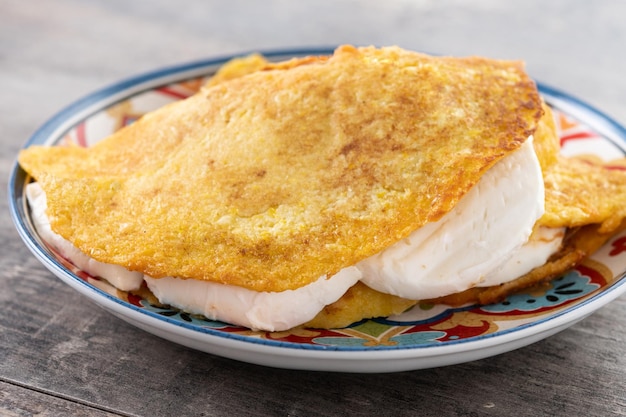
xmin=358 ymin=137 xmax=548 ymax=299
xmin=26 ymin=137 xmax=564 ymax=331
xmin=144 ymin=268 xmax=362 ymax=331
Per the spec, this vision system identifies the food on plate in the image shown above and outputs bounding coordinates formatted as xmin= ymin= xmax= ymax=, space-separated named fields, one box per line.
xmin=18 ymin=45 xmax=626 ymax=332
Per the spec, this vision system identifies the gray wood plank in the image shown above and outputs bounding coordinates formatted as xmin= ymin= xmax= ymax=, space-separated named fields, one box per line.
xmin=0 ymin=381 xmax=122 ymax=417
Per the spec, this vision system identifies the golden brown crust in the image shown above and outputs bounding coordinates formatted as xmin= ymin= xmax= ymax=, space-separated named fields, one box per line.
xmin=19 ymin=45 xmax=543 ymax=292
xmin=304 ymin=281 xmax=416 ymax=329
xmin=424 ymin=219 xmax=626 ymax=307
xmin=540 ymin=156 xmax=626 ymax=229
xmin=203 ymin=53 xmax=271 ymax=88
xmin=203 ymin=53 xmax=328 ymax=88
xmin=532 ymin=102 xmax=560 ymax=171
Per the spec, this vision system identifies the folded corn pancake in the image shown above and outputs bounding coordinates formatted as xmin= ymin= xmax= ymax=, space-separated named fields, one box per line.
xmin=20 ymin=45 xmax=542 ymax=291
xmin=19 ymin=45 xmax=626 ymax=331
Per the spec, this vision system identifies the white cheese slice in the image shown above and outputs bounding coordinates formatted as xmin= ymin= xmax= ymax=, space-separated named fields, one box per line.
xmin=357 ymin=138 xmax=549 ymax=299
xmin=144 ymin=268 xmax=362 ymax=331
xmin=478 ymin=226 xmax=565 ymax=287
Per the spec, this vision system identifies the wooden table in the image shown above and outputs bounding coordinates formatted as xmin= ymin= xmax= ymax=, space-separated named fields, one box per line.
xmin=2 ymin=1 xmax=626 ymax=415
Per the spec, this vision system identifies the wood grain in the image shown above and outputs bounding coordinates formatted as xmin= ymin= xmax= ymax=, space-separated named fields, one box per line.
xmin=1 ymin=1 xmax=625 ymax=416
xmin=0 ymin=381 xmax=121 ymax=416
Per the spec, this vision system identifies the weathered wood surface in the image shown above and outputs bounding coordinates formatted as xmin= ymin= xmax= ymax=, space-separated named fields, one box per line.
xmin=1 ymin=1 xmax=626 ymax=416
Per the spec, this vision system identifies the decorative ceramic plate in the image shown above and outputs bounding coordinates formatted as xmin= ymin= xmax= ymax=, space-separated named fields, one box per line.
xmin=9 ymin=48 xmax=626 ymax=373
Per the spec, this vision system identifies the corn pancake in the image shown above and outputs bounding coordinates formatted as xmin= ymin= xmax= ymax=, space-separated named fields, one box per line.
xmin=17 ymin=55 xmax=347 ymax=181
xmin=203 ymin=53 xmax=328 ymax=88
xmin=540 ymin=156 xmax=626 ymax=231
xmin=209 ymin=55 xmax=626 ymax=326
xmin=19 ymin=45 xmax=543 ymax=293
xmin=305 ymin=281 xmax=417 ymax=329
xmin=532 ymin=103 xmax=560 ymax=171
xmin=17 ymin=55 xmax=323 ymax=180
